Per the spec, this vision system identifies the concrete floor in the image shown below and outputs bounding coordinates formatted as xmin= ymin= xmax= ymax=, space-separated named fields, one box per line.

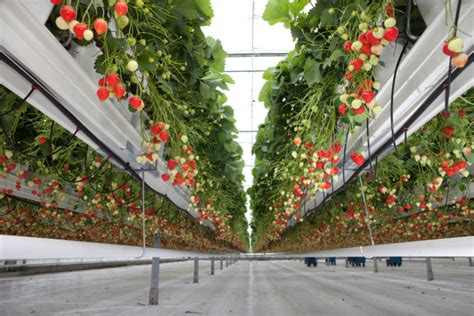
xmin=0 ymin=259 xmax=473 ymax=316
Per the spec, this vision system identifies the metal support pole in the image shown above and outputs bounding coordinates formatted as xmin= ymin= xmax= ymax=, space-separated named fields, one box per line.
xmin=148 ymin=236 xmax=161 ymax=305
xmin=211 ymin=257 xmax=215 ymax=275
xmin=345 ymin=258 xmax=349 ymax=268
xmin=149 ymin=258 xmax=160 ymax=305
xmin=373 ymin=257 xmax=378 ymax=273
xmin=193 ymin=257 xmax=199 ymax=283
xmin=359 ymin=176 xmax=377 ymax=273
xmin=426 ymin=258 xmax=434 ymax=281
xmin=226 ymin=257 xmax=229 ymax=267
xmin=220 ymin=258 xmax=223 ymax=270
xmin=469 ymin=258 xmax=473 ymax=267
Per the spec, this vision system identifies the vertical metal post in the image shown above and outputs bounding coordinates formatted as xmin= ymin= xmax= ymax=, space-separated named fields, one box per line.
xmin=345 ymin=258 xmax=349 ymax=268
xmin=359 ymin=176 xmax=377 ymax=273
xmin=426 ymin=258 xmax=434 ymax=281
xmin=211 ymin=257 xmax=215 ymax=275
xmin=193 ymin=257 xmax=199 ymax=283
xmin=149 ymin=236 xmax=161 ymax=305
xmin=149 ymin=258 xmax=160 ymax=305
xmin=469 ymin=257 xmax=473 ymax=267
xmin=220 ymin=258 xmax=223 ymax=270
xmin=226 ymin=257 xmax=229 ymax=267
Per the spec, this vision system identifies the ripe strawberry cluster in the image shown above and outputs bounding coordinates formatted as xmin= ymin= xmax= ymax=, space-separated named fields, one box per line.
xmin=161 ymin=139 xmax=199 ymax=187
xmin=337 ymin=4 xmax=399 ymax=120
xmin=135 ymin=121 xmax=170 ymax=164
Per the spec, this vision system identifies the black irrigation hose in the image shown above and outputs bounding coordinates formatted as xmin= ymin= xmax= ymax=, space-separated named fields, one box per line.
xmin=445 ymin=0 xmax=463 ymax=112
xmin=342 ymin=127 xmax=349 ymax=184
xmin=0 ymin=52 xmax=204 ymax=229
xmin=283 ymin=52 xmax=473 ymax=235
xmin=405 ymin=0 xmax=420 ymax=42
xmin=83 ymin=165 xmax=127 ymax=194
xmin=0 ymin=86 xmax=35 ymax=116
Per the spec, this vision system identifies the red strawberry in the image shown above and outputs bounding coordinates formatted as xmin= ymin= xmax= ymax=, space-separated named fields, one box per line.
xmin=458 ymin=109 xmax=466 ymax=117
xmin=113 ymin=85 xmax=126 ymax=99
xmin=338 ymin=103 xmax=348 ymax=115
xmin=360 ymin=44 xmax=372 ymax=56
xmin=383 ymin=27 xmax=399 ymax=42
xmin=33 ymin=178 xmax=42 ymax=185
xmin=7 ymin=163 xmax=16 ymax=172
xmin=151 ymin=124 xmax=162 ymax=135
xmin=331 ymin=141 xmax=341 ymax=153
xmin=366 ymin=30 xmax=381 ymax=45
xmin=359 ymin=32 xmax=369 ymax=45
xmin=97 ymin=87 xmax=109 ymax=102
xmin=350 ymin=152 xmax=365 ymax=166
xmin=167 ymin=159 xmax=178 ymax=170
xmin=441 ymin=126 xmax=455 ymax=138
xmin=98 ymin=77 xmax=106 ymax=87
xmin=159 ymin=132 xmax=170 ymax=142
xmin=38 ymin=136 xmax=47 ymax=144
xmin=115 ymin=1 xmax=128 ymax=16
xmin=352 ymin=106 xmax=365 ymax=115
xmin=50 ymin=0 xmax=62 ymax=4
xmin=93 ymin=19 xmax=108 ymax=35
xmin=349 ymin=59 xmax=363 ymax=71
xmin=440 ymin=111 xmax=450 ymax=120
xmin=361 ymin=90 xmax=375 ymax=103
xmin=442 ymin=42 xmax=459 ymax=57
xmin=344 ymin=41 xmax=352 ymax=52
xmin=106 ymin=73 xmax=121 ymax=88
xmin=0 ymin=155 xmax=6 ymax=164
xmin=161 ymin=174 xmax=170 ymax=182
xmin=344 ymin=71 xmax=354 ymax=81
xmin=129 ymin=96 xmax=142 ymax=109
xmin=59 ymin=5 xmax=76 ymax=23
xmin=385 ymin=3 xmax=394 ymax=17
xmin=73 ymin=23 xmax=88 ymax=40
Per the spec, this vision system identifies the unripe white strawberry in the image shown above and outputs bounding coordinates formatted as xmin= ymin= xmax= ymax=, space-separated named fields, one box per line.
xmin=83 ymin=29 xmax=94 ymax=41
xmin=358 ymin=22 xmax=368 ymax=32
xmin=371 ymin=44 xmax=383 ymax=55
xmin=126 ymin=60 xmax=139 ymax=72
xmin=373 ymin=27 xmax=385 ymax=38
xmin=351 ymin=41 xmax=363 ymax=51
xmin=373 ymin=81 xmax=381 ymax=90
xmin=372 ymin=105 xmax=382 ymax=116
xmin=55 ymin=16 xmax=69 ymax=30
xmin=363 ymin=62 xmax=373 ymax=71
xmin=448 ymin=37 xmax=464 ymax=53
xmin=351 ymin=99 xmax=362 ymax=109
xmin=68 ymin=20 xmax=79 ymax=32
xmin=359 ymin=53 xmax=368 ymax=61
xmin=384 ymin=17 xmax=396 ymax=28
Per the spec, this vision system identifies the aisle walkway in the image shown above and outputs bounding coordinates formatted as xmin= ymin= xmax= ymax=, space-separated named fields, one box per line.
xmin=0 ymin=259 xmax=473 ymax=315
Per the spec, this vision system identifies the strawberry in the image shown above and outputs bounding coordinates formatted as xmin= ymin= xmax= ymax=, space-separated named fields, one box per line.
xmin=106 ymin=73 xmax=121 ymax=89
xmin=331 ymin=141 xmax=341 ymax=153
xmin=59 ymin=5 xmax=76 ymax=23
xmin=38 ymin=136 xmax=47 ymax=144
xmin=151 ymin=124 xmax=162 ymax=135
xmin=352 ymin=106 xmax=365 ymax=115
xmin=115 ymin=1 xmax=128 ymax=16
xmin=0 ymin=155 xmax=6 ymax=164
xmin=113 ymin=85 xmax=126 ymax=99
xmin=349 ymin=59 xmax=363 ymax=72
xmin=442 ymin=43 xmax=459 ymax=57
xmin=344 ymin=41 xmax=352 ymax=52
xmin=440 ymin=111 xmax=450 ymax=120
xmin=383 ymin=27 xmax=399 ymax=42
xmin=385 ymin=3 xmax=394 ymax=17
xmin=358 ymin=32 xmax=369 ymax=45
xmin=366 ymin=30 xmax=381 ymax=45
xmin=98 ymin=77 xmax=106 ymax=87
xmin=50 ymin=0 xmax=62 ymax=5
xmin=129 ymin=96 xmax=142 ymax=109
xmin=447 ymin=37 xmax=464 ymax=53
xmin=451 ymin=53 xmax=467 ymax=68
xmin=361 ymin=90 xmax=375 ymax=103
xmin=7 ymin=163 xmax=16 ymax=172
xmin=350 ymin=152 xmax=365 ymax=166
xmin=441 ymin=126 xmax=455 ymax=138
xmin=458 ymin=108 xmax=466 ymax=117
xmin=93 ymin=19 xmax=108 ymax=35
xmin=344 ymin=71 xmax=354 ymax=81
xmin=293 ymin=137 xmax=302 ymax=146
xmin=167 ymin=159 xmax=178 ymax=170
xmin=360 ymin=44 xmax=372 ymax=56
xmin=159 ymin=132 xmax=170 ymax=142
xmin=338 ymin=103 xmax=348 ymax=115
xmin=96 ymin=87 xmax=110 ymax=102
xmin=73 ymin=23 xmax=88 ymax=40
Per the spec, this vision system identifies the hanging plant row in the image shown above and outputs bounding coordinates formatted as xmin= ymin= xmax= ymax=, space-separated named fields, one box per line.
xmin=249 ymin=0 xmax=472 ymax=252
xmin=1 ymin=0 xmax=249 ymax=251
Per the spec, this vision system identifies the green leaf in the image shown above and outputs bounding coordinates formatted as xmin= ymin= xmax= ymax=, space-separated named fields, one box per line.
xmin=173 ymin=0 xmax=199 ymax=20
xmin=325 ymin=49 xmax=344 ymax=66
xmin=303 ymin=58 xmax=322 ymax=85
xmin=206 ymin=37 xmax=228 ymax=73
xmin=195 ymin=0 xmax=214 ymax=18
xmin=289 ymin=0 xmax=310 ymax=16
xmin=263 ymin=0 xmax=291 ymax=26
